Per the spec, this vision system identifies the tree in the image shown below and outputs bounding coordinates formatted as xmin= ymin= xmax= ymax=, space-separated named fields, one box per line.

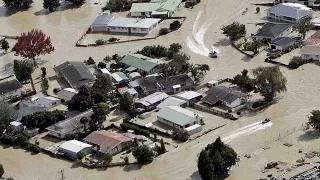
xmin=67 ymin=85 xmax=94 ymax=111
xmin=103 ymin=55 xmax=112 ymax=62
xmin=97 ymin=62 xmax=107 ymax=69
xmin=293 ymin=19 xmax=312 ymax=39
xmin=244 ymin=40 xmax=262 ymax=55
xmin=66 ymin=0 xmax=85 ymax=5
xmin=252 ymin=66 xmax=287 ymax=102
xmin=173 ymin=129 xmax=189 ymax=142
xmin=198 ymin=150 xmax=217 ymax=180
xmin=170 ymin=20 xmax=181 ymax=30
xmin=0 ymin=163 xmax=3 ymax=178
xmin=20 ymin=110 xmax=65 ymax=130
xmin=119 ymin=92 xmax=134 ymax=115
xmin=3 ymin=0 xmax=33 ymax=9
xmin=256 ymin=6 xmax=260 ymax=13
xmin=189 ymin=64 xmax=209 ymax=83
xmin=41 ymin=77 xmax=49 ymax=95
xmin=212 ymin=150 xmax=225 ymax=175
xmin=80 ymin=116 xmax=89 ymax=132
xmin=40 ymin=67 xmax=47 ymax=78
xmin=158 ymin=28 xmax=170 ymax=36
xmin=1 ymin=39 xmax=9 ymax=53
xmin=0 ymin=99 xmax=13 ymax=132
xmin=289 ymin=56 xmax=305 ymax=69
xmin=308 ymin=110 xmax=320 ymax=131
xmin=124 ymin=155 xmax=129 ymax=164
xmin=160 ymin=138 xmax=166 ymax=154
xmin=102 ymin=153 xmax=113 ymax=164
xmin=13 ymin=60 xmax=33 ymax=90
xmin=132 ymin=145 xmax=154 ymax=164
xmin=221 ymin=22 xmax=246 ymax=41
xmin=241 ymin=69 xmax=248 ymax=77
xmin=91 ymin=102 xmax=110 ymax=128
xmin=91 ymin=74 xmax=113 ymax=103
xmin=43 ymin=0 xmax=60 ymax=12
xmin=102 ymin=0 xmax=131 ymax=12
xmin=76 ymin=151 xmax=86 ymax=160
xmin=14 ymin=29 xmax=54 ymax=66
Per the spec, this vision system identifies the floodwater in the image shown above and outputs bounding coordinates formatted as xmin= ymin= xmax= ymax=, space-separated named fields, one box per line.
xmin=1 ymin=0 xmax=320 ymax=179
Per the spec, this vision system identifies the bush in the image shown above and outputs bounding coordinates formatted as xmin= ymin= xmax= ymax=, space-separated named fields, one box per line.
xmin=132 ymin=145 xmax=154 ymax=164
xmin=103 ymin=153 xmax=113 ymax=164
xmin=169 ymin=21 xmax=181 ymax=30
xmin=86 ymin=57 xmax=95 ymax=65
xmin=77 ymin=151 xmax=86 ymax=160
xmin=95 ymin=39 xmax=106 ymax=45
xmin=108 ymin=37 xmax=118 ymax=42
xmin=236 ymin=112 xmax=241 ymax=115
xmin=158 ymin=28 xmax=170 ymax=36
xmin=228 ymin=109 xmax=232 ymax=113
xmin=185 ymin=0 xmax=197 ymax=8
xmin=256 ymin=7 xmax=260 ymax=13
xmin=270 ymin=51 xmax=281 ymax=59
xmin=103 ymin=55 xmax=112 ymax=62
xmin=97 ymin=62 xmax=107 ymax=69
xmin=120 ymin=123 xmax=150 ymax=137
xmin=0 ymin=133 xmax=17 ymax=145
xmin=10 ymin=96 xmax=21 ymax=103
xmin=173 ymin=129 xmax=189 ymax=142
xmin=124 ymin=155 xmax=129 ymax=164
xmin=31 ymin=145 xmax=41 ymax=154
xmin=289 ymin=56 xmax=305 ymax=69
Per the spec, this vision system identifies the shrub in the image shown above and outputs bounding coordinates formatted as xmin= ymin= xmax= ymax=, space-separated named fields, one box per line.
xmin=86 ymin=57 xmax=96 ymax=65
xmin=124 ymin=155 xmax=129 ymax=164
xmin=103 ymin=153 xmax=113 ymax=164
xmin=228 ymin=109 xmax=232 ymax=113
xmin=158 ymin=28 xmax=170 ymax=36
xmin=97 ymin=62 xmax=107 ymax=69
xmin=31 ymin=145 xmax=41 ymax=154
xmin=10 ymin=96 xmax=21 ymax=103
xmin=270 ymin=52 xmax=281 ymax=59
xmin=132 ymin=145 xmax=154 ymax=164
xmin=120 ymin=123 xmax=150 ymax=137
xmin=95 ymin=39 xmax=106 ymax=45
xmin=0 ymin=163 xmax=3 ymax=178
xmin=77 ymin=151 xmax=86 ymax=160
xmin=103 ymin=55 xmax=112 ymax=62
xmin=289 ymin=56 xmax=305 ymax=69
xmin=256 ymin=7 xmax=260 ymax=13
xmin=185 ymin=0 xmax=197 ymax=8
xmin=170 ymin=20 xmax=181 ymax=30
xmin=108 ymin=37 xmax=118 ymax=42
xmin=236 ymin=112 xmax=241 ymax=115
xmin=173 ymin=129 xmax=189 ymax=142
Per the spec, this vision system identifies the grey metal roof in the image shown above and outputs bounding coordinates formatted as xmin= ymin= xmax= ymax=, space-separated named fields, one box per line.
xmin=107 ymin=17 xmax=139 ymax=27
xmin=156 ymin=97 xmax=186 ymax=110
xmin=266 ymin=3 xmax=313 ymax=20
xmin=269 ymin=36 xmax=295 ymax=46
xmin=13 ymin=99 xmax=46 ymax=121
xmin=253 ymin=23 xmax=292 ymax=38
xmin=0 ymin=79 xmax=22 ymax=95
xmin=91 ymin=14 xmax=114 ymax=26
xmin=156 ymin=106 xmax=202 ymax=126
xmin=202 ymin=86 xmax=247 ymax=105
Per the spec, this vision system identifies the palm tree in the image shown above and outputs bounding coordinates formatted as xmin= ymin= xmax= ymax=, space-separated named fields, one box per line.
xmin=80 ymin=117 xmax=89 ymax=133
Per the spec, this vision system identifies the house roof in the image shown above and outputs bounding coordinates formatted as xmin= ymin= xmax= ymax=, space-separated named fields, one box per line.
xmin=128 ymin=72 xmax=142 ymax=79
xmin=121 ymin=54 xmax=160 ymax=72
xmin=126 ymin=66 xmax=137 ymax=72
xmin=269 ymin=37 xmax=295 ymax=46
xmin=130 ymin=18 xmax=161 ymax=28
xmin=266 ymin=3 xmax=313 ymax=19
xmin=13 ymin=98 xmax=46 ymax=121
xmin=135 ymin=74 xmax=195 ymax=93
xmin=111 ymin=72 xmax=129 ymax=82
xmin=156 ymin=97 xmax=187 ymax=110
xmin=117 ymin=87 xmax=138 ymax=95
xmin=57 ymin=88 xmax=79 ymax=100
xmin=100 ymin=68 xmax=111 ymax=75
xmin=46 ymin=109 xmax=93 ymax=134
xmin=107 ymin=17 xmax=139 ymax=27
xmin=202 ymin=86 xmax=247 ymax=105
xmin=159 ymin=0 xmax=182 ymax=11
xmin=59 ymin=140 xmax=92 ymax=153
xmin=135 ymin=92 xmax=169 ymax=106
xmin=91 ymin=14 xmax=114 ymax=26
xmin=305 ymin=31 xmax=320 ymax=45
xmin=0 ymin=79 xmax=22 ymax=95
xmin=54 ymin=61 xmax=95 ymax=88
xmin=253 ymin=23 xmax=292 ymax=38
xmin=83 ymin=130 xmax=132 ymax=154
xmin=130 ymin=3 xmax=162 ymax=13
xmin=157 ymin=106 xmax=203 ymax=126
xmin=175 ymin=91 xmax=202 ymax=100
xmin=37 ymin=96 xmax=60 ymax=106
xmin=299 ymin=45 xmax=320 ymax=55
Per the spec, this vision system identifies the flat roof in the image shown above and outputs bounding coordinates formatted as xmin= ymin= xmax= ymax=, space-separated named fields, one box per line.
xmin=10 ymin=121 xmax=22 ymax=126
xmin=185 ymin=124 xmax=201 ymax=131
xmin=156 ymin=97 xmax=187 ymax=110
xmin=176 ymin=91 xmax=202 ymax=100
xmin=130 ymin=18 xmax=161 ymax=28
xmin=100 ymin=68 xmax=111 ymax=75
xmin=59 ymin=140 xmax=92 ymax=153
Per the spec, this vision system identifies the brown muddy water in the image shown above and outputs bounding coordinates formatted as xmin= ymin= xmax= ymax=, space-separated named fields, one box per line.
xmin=1 ymin=0 xmax=320 ymax=179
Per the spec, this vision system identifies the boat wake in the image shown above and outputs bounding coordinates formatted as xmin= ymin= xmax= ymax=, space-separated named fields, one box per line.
xmin=221 ymin=121 xmax=273 ymax=144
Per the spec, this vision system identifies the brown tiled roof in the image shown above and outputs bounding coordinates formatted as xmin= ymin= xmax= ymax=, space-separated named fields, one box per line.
xmin=299 ymin=45 xmax=320 ymax=55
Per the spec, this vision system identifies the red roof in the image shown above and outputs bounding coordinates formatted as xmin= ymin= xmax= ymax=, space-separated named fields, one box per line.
xmin=305 ymin=31 xmax=320 ymax=45
xmin=299 ymin=45 xmax=320 ymax=55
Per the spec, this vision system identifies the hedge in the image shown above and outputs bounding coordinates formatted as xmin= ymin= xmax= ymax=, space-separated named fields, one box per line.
xmin=120 ymin=122 xmax=150 ymax=137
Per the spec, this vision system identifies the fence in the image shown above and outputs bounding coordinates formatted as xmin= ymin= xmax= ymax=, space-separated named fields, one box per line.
xmin=192 ymin=104 xmax=236 ymax=120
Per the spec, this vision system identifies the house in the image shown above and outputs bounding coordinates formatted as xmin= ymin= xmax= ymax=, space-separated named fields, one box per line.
xmin=57 ymin=88 xmax=79 ymax=102
xmin=83 ymin=130 xmax=133 ymax=156
xmin=111 ymin=72 xmax=129 ymax=88
xmin=128 ymin=72 xmax=142 ymax=80
xmin=156 ymin=97 xmax=187 ymax=110
xmin=59 ymin=140 xmax=92 ymax=159
xmin=121 ymin=54 xmax=162 ymax=74
xmin=299 ymin=45 xmax=320 ymax=60
xmin=275 ymin=0 xmax=320 ymax=7
xmin=305 ymin=31 xmax=320 ymax=45
xmin=252 ymin=23 xmax=293 ymax=42
xmin=175 ymin=91 xmax=202 ymax=106
xmin=135 ymin=92 xmax=169 ymax=110
xmin=265 ymin=3 xmax=313 ymax=23
xmin=36 ymin=96 xmax=61 ymax=109
xmin=106 ymin=17 xmax=161 ymax=34
xmin=156 ymin=106 xmax=204 ymax=130
xmin=46 ymin=109 xmax=93 ymax=139
xmin=125 ymin=66 xmax=137 ymax=74
xmin=185 ymin=124 xmax=203 ymax=135
xmin=202 ymin=86 xmax=248 ymax=109
xmin=54 ymin=61 xmax=95 ymax=89
xmin=117 ymin=87 xmax=139 ymax=100
xmin=90 ymin=11 xmax=115 ymax=32
xmin=130 ymin=0 xmax=182 ymax=18
xmin=269 ymin=36 xmax=296 ymax=51
xmin=134 ymin=74 xmax=195 ymax=95
xmin=0 ymin=79 xmax=23 ymax=101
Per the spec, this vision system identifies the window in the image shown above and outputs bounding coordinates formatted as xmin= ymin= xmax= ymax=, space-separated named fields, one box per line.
xmin=132 ymin=28 xmax=137 ymax=31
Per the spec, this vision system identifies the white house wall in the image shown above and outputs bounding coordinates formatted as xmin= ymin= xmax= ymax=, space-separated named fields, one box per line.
xmin=108 ymin=27 xmax=130 ymax=33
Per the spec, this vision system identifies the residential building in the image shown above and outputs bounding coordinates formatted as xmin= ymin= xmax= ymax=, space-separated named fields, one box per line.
xmin=57 ymin=88 xmax=79 ymax=102
xmin=36 ymin=96 xmax=61 ymax=109
xmin=106 ymin=17 xmax=161 ymax=34
xmin=54 ymin=61 xmax=95 ymax=89
xmin=117 ymin=87 xmax=139 ymax=100
xmin=111 ymin=72 xmax=129 ymax=88
xmin=265 ymin=3 xmax=313 ymax=23
xmin=0 ymin=79 xmax=22 ymax=101
xmin=128 ymin=72 xmax=142 ymax=80
xmin=156 ymin=106 xmax=204 ymax=130
xmin=83 ymin=130 xmax=133 ymax=156
xmin=130 ymin=0 xmax=182 ymax=18
xmin=269 ymin=36 xmax=296 ymax=51
xmin=156 ymin=97 xmax=187 ymax=110
xmin=299 ymin=45 xmax=320 ymax=60
xmin=175 ymin=91 xmax=202 ymax=106
xmin=135 ymin=92 xmax=169 ymax=110
xmin=121 ymin=54 xmax=162 ymax=74
xmin=90 ymin=11 xmax=115 ymax=32
xmin=275 ymin=0 xmax=320 ymax=6
xmin=252 ymin=23 xmax=293 ymax=42
xmin=46 ymin=109 xmax=93 ymax=139
xmin=59 ymin=140 xmax=93 ymax=159
xmin=202 ymin=86 xmax=248 ymax=108
xmin=134 ymin=74 xmax=195 ymax=95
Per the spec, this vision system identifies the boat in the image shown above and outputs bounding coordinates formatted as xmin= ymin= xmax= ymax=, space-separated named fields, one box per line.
xmin=209 ymin=51 xmax=218 ymax=58
xmin=262 ymin=118 xmax=271 ymax=124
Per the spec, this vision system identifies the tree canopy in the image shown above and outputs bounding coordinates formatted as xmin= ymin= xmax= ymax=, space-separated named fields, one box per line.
xmin=221 ymin=22 xmax=246 ymax=41
xmin=3 ymin=0 xmax=33 ymax=9
xmin=308 ymin=110 xmax=320 ymax=131
xmin=90 ymin=102 xmax=110 ymax=129
xmin=91 ymin=74 xmax=113 ymax=103
xmin=1 ymin=39 xmax=9 ymax=52
xmin=43 ymin=0 xmax=60 ymax=12
xmin=13 ymin=60 xmax=33 ymax=83
xmin=232 ymin=69 xmax=256 ymax=92
xmin=102 ymin=153 xmax=113 ymax=164
xmin=244 ymin=40 xmax=262 ymax=55
xmin=132 ymin=145 xmax=155 ymax=164
xmin=293 ymin=19 xmax=312 ymax=39
xmin=66 ymin=0 xmax=85 ymax=5
xmin=252 ymin=66 xmax=287 ymax=102
xmin=67 ymin=85 xmax=94 ymax=111
xmin=102 ymin=0 xmax=131 ymax=12
xmin=119 ymin=92 xmax=135 ymax=115
xmin=20 ymin=110 xmax=65 ymax=130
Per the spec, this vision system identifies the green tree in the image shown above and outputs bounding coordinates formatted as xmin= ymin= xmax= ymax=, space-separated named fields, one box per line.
xmin=41 ymin=77 xmax=49 ymax=95
xmin=1 ymin=39 xmax=9 ymax=53
xmin=3 ymin=0 xmax=33 ymax=9
xmin=85 ymin=57 xmax=95 ymax=65
xmin=80 ymin=116 xmax=89 ymax=132
xmin=160 ymin=138 xmax=166 ymax=154
xmin=123 ymin=155 xmax=129 ymax=164
xmin=91 ymin=102 xmax=110 ymax=128
xmin=103 ymin=153 xmax=113 ymax=164
xmin=103 ymin=55 xmax=112 ymax=62
xmin=119 ymin=92 xmax=134 ymax=115
xmin=169 ymin=20 xmax=181 ymax=30
xmin=102 ymin=0 xmax=131 ymax=12
xmin=244 ymin=40 xmax=262 ymax=55
xmin=256 ymin=6 xmax=260 ymax=13
xmin=13 ymin=60 xmax=33 ymax=90
xmin=66 ymin=0 xmax=85 ymax=5
xmin=197 ymin=150 xmax=216 ymax=180
xmin=76 ymin=151 xmax=86 ymax=160
xmin=97 ymin=62 xmax=107 ymax=69
xmin=252 ymin=66 xmax=287 ymax=102
xmin=189 ymin=64 xmax=209 ymax=83
xmin=20 ymin=110 xmax=65 ymax=130
xmin=221 ymin=22 xmax=246 ymax=41
xmin=293 ymin=19 xmax=312 ymax=39
xmin=308 ymin=110 xmax=320 ymax=131
xmin=91 ymin=74 xmax=113 ymax=103
xmin=289 ymin=56 xmax=305 ymax=69
xmin=67 ymin=85 xmax=93 ymax=111
xmin=158 ymin=28 xmax=170 ymax=36
xmin=173 ymin=129 xmax=189 ymax=142
xmin=212 ymin=150 xmax=225 ymax=174
xmin=0 ymin=99 xmax=13 ymax=132
xmin=40 ymin=67 xmax=46 ymax=78
xmin=43 ymin=0 xmax=60 ymax=11
xmin=168 ymin=43 xmax=182 ymax=57
xmin=0 ymin=163 xmax=3 ymax=178
xmin=132 ymin=145 xmax=154 ymax=164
